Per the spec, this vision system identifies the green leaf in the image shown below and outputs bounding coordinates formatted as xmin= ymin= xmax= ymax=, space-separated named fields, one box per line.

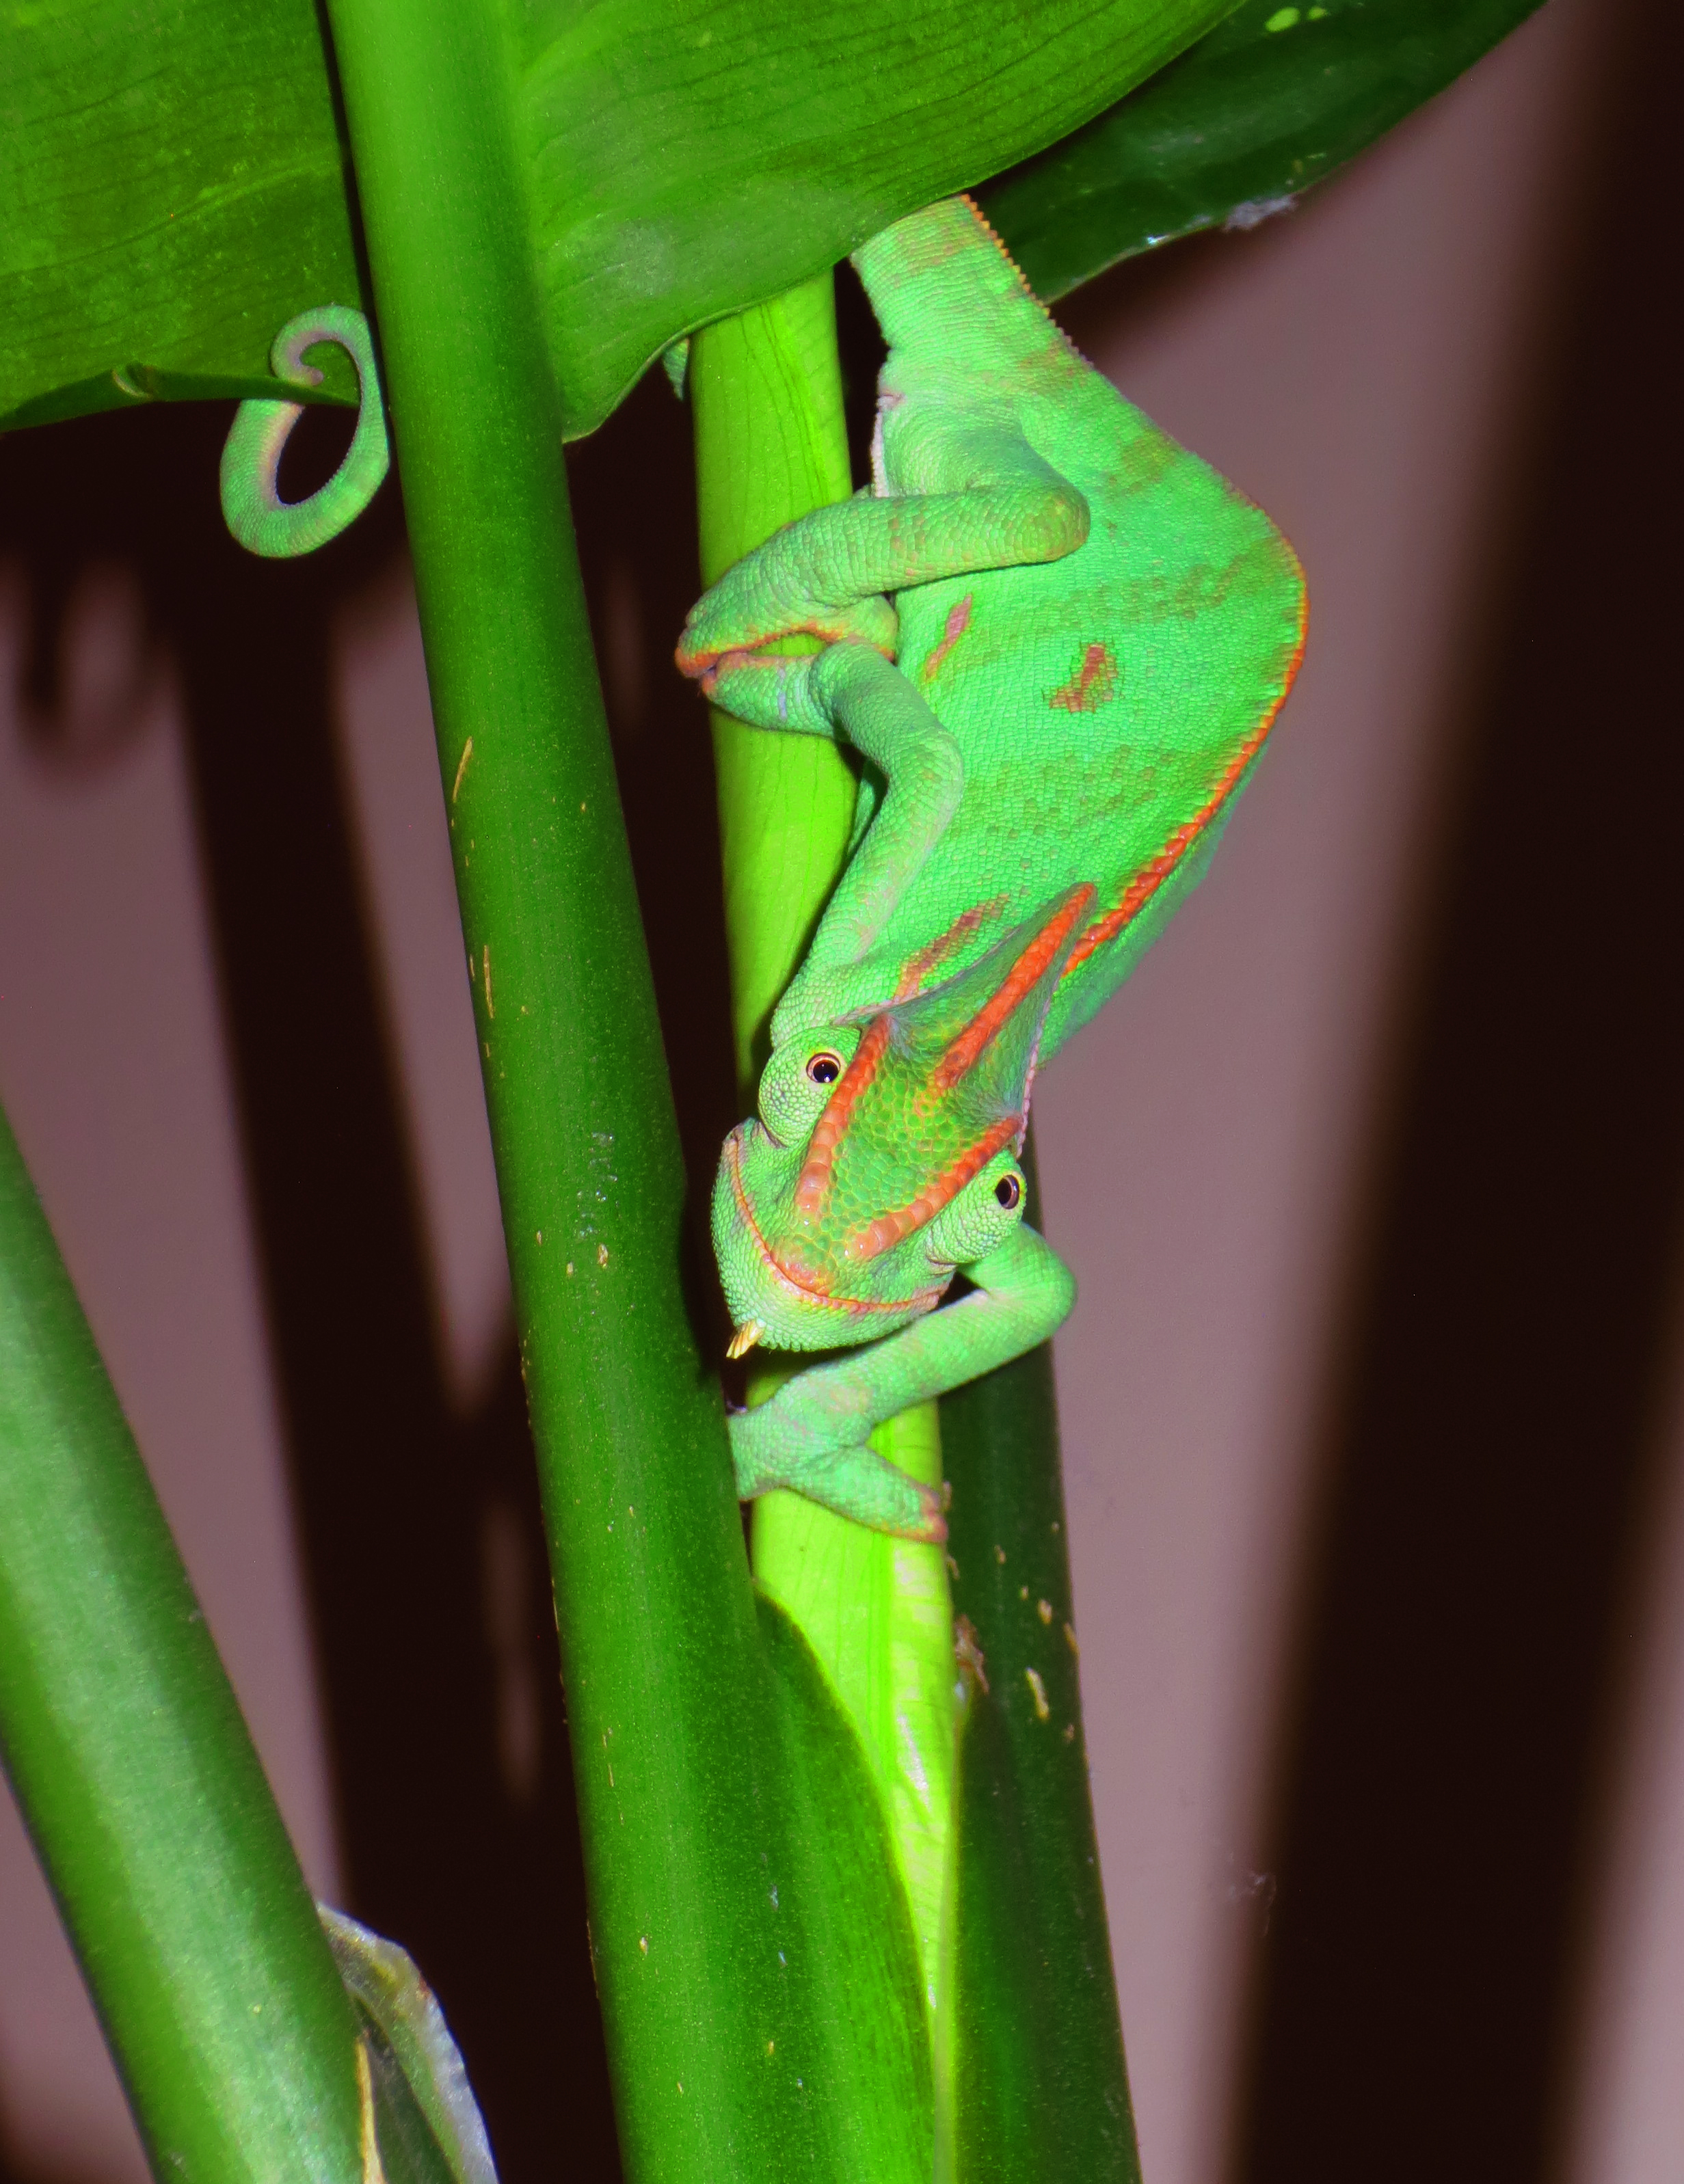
xmin=979 ymin=0 xmax=1547 ymax=299
xmin=0 ymin=0 xmax=366 ymax=429
xmin=1 ymin=0 xmax=1236 ymax=437
xmin=511 ymin=0 xmax=1236 ymax=435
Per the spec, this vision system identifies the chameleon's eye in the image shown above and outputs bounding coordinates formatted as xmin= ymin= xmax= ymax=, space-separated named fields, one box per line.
xmin=757 ymin=1028 xmax=859 ymax=1146
xmin=922 ymin=1154 xmax=1028 ymax=1267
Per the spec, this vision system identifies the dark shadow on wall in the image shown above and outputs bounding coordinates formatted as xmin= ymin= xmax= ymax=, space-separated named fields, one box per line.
xmin=0 ymin=404 xmax=623 ymax=2183
xmin=1229 ymin=4 xmax=1683 ymax=2182
xmin=0 ymin=2116 xmax=117 ymax=2184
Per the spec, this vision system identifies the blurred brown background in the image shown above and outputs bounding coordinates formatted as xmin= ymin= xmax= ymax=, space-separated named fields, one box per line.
xmin=2 ymin=0 xmax=1679 ymax=2176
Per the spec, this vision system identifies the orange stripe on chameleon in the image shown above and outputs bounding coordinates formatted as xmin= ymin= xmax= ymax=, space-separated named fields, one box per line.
xmin=932 ymin=885 xmax=1096 ymax=1094
xmin=1065 ymin=615 xmax=1307 ymax=978
xmin=793 ymin=1015 xmax=892 ymax=1217
xmin=920 ymin=593 xmax=973 ymax=683
xmin=846 ymin=1112 xmax=1021 ymax=1263
xmin=894 ymin=893 xmax=1009 ymax=1003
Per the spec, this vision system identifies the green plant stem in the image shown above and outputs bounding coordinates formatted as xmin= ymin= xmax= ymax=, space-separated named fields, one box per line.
xmin=315 ymin=4 xmax=840 ymax=2174
xmin=691 ymin=282 xmax=1136 ymax=2176
xmin=939 ymin=1141 xmax=1140 ymax=2182
xmin=691 ymin=280 xmax=957 ymax=2015
xmin=0 ymin=1103 xmax=364 ymax=2184
xmin=692 ymin=274 xmax=857 ymax=1093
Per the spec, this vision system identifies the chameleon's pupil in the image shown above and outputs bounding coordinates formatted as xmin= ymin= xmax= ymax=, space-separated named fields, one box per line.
xmin=807 ymin=1053 xmax=842 ymax=1086
xmin=995 ymin=1174 xmax=1021 ymax=1210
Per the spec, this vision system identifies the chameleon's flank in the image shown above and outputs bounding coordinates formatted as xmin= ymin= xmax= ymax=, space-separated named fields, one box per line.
xmin=220 ymin=306 xmax=390 ymax=558
xmin=682 ymin=196 xmax=1306 ymax=1538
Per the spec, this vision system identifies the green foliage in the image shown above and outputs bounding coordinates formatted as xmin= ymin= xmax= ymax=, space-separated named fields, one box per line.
xmin=981 ymin=0 xmax=1548 ymax=297
xmin=1 ymin=0 xmax=1232 ymax=437
xmin=2 ymin=0 xmax=1544 ymax=435
xmin=0 ymin=0 xmax=364 ymax=427
xmin=507 ymin=0 xmax=1231 ymax=434
xmin=0 ymin=0 xmax=1551 ymax=2174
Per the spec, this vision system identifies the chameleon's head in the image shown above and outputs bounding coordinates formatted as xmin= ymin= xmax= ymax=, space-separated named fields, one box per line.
xmin=712 ymin=886 xmax=1094 ymax=1356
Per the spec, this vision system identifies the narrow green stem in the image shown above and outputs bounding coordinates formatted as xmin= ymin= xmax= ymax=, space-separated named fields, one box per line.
xmin=317 ymin=5 xmax=826 ymax=2174
xmin=0 ymin=1104 xmax=364 ymax=2184
xmin=691 ymin=281 xmax=957 ymax=2019
xmin=939 ymin=1142 xmax=1141 ymax=2182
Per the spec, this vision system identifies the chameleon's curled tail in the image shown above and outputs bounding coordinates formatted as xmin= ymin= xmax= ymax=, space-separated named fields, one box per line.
xmin=219 ymin=306 xmax=390 ymax=558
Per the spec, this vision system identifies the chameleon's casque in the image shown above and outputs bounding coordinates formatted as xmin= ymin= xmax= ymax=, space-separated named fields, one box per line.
xmin=682 ymin=195 xmax=1306 ymax=1537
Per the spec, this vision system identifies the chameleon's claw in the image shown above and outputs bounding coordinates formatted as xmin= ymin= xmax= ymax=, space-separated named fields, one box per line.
xmin=696 ymin=647 xmax=770 ymax=700
xmin=725 ymin=1319 xmax=764 ymax=1360
xmin=730 ymin=1418 xmax=946 ymax=1540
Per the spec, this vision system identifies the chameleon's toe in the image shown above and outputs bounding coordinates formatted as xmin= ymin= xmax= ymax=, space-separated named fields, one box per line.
xmin=731 ymin=1425 xmax=946 ymax=1541
xmin=702 ymin=653 xmax=831 ymax=734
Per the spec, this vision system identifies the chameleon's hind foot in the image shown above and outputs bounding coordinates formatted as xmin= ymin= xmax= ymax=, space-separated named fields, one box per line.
xmin=731 ymin=1422 xmax=946 ymax=1541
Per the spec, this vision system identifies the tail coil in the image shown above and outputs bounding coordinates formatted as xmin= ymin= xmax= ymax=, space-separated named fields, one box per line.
xmin=220 ymin=306 xmax=390 ymax=558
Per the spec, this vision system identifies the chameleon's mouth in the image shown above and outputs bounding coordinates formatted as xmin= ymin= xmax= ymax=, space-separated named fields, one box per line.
xmin=723 ymin=1125 xmax=946 ymax=1334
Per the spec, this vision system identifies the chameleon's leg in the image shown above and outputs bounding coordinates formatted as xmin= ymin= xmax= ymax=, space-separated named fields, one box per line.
xmin=706 ymin=642 xmax=963 ymax=1032
xmin=730 ymin=1224 xmax=1076 ymax=1537
xmin=678 ymin=423 xmax=1086 ymax=680
xmin=220 ymin=306 xmax=390 ymax=558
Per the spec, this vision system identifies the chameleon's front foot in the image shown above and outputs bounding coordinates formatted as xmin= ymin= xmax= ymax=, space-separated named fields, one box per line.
xmin=675 ymin=514 xmax=897 ymax=684
xmin=730 ymin=1409 xmax=946 ymax=1541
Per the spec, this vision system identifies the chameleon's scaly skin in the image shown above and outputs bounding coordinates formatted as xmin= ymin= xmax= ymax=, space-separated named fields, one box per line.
xmin=688 ymin=195 xmax=1306 ymax=1537
xmin=220 ymin=307 xmax=390 ymax=558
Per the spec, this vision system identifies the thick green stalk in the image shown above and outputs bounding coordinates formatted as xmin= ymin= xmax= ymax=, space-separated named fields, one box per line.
xmin=315 ymin=5 xmax=849 ymax=2174
xmin=691 ymin=283 xmax=957 ymax=2012
xmin=0 ymin=1103 xmax=364 ymax=2184
xmin=692 ymin=286 xmax=1137 ymax=2176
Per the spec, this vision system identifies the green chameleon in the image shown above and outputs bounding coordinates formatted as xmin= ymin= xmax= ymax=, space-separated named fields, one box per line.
xmin=217 ymin=203 xmax=1303 ymax=1548
xmin=678 ymin=195 xmax=1305 ymax=1541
